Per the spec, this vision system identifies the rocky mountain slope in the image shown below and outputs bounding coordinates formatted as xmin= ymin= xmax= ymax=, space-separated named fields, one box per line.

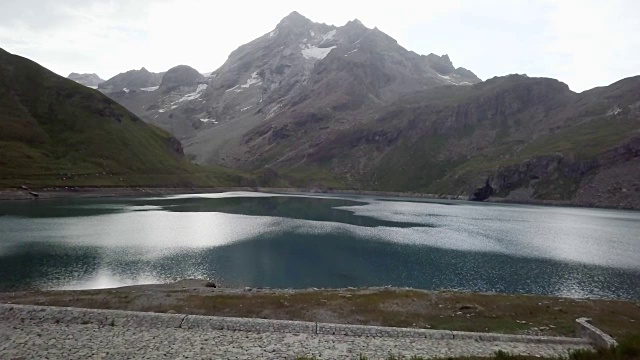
xmin=98 ymin=67 xmax=164 ymax=94
xmin=95 ymin=12 xmax=638 ymax=208
xmin=104 ymin=12 xmax=480 ymax=162
xmin=253 ymin=74 xmax=639 ymax=208
xmin=105 ymin=64 xmax=209 ymax=140
xmin=67 ymin=73 xmax=104 ymax=88
xmin=0 ymin=48 xmax=240 ymax=187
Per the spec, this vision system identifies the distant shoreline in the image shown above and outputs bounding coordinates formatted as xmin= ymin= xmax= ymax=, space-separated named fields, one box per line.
xmin=0 ymin=186 xmax=244 ymax=201
xmin=0 ymin=186 xmax=462 ymax=202
xmin=0 ymin=186 xmax=637 ymax=210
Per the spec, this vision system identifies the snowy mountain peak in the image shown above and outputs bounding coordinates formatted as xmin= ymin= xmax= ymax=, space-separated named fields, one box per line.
xmin=99 ymin=12 xmax=482 ymax=167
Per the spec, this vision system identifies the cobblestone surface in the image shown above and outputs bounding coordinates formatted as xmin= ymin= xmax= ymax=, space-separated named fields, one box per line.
xmin=0 ymin=304 xmax=592 ymax=345
xmin=0 ymin=321 xmax=592 ymax=360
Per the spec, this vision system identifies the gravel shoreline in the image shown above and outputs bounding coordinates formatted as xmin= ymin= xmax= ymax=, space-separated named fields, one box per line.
xmin=0 ymin=303 xmax=594 ymax=359
xmin=1 ymin=321 xmax=591 ymax=360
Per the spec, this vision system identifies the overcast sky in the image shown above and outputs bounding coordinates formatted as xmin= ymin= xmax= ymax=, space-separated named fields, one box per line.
xmin=1 ymin=0 xmax=638 ymax=92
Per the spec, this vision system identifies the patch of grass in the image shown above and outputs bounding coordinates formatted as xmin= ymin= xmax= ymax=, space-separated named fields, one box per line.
xmin=4 ymin=288 xmax=640 ymax=340
xmin=371 ymin=135 xmax=463 ymax=193
xmin=279 ymin=166 xmax=348 ymax=190
xmin=519 ymin=117 xmax=637 ymax=160
xmin=618 ymin=335 xmax=640 ymax=359
xmin=0 ymin=48 xmax=251 ymax=188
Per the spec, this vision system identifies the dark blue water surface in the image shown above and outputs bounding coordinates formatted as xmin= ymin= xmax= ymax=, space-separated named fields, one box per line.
xmin=1 ymin=192 xmax=639 ymax=299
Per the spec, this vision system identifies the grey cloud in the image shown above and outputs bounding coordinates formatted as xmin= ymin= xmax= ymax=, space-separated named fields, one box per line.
xmin=0 ymin=0 xmax=162 ymax=31
xmin=0 ymin=0 xmax=88 ymax=30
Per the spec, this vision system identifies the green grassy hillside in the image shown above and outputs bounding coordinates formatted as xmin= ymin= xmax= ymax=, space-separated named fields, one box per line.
xmin=0 ymin=48 xmax=243 ymax=188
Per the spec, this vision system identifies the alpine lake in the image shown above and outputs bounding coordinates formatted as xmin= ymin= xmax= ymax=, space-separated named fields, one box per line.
xmin=1 ymin=192 xmax=639 ymax=300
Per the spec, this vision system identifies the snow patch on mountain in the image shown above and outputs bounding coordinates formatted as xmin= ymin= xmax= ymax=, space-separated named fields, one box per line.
xmin=607 ymin=106 xmax=623 ymax=116
xmin=302 ymin=45 xmax=336 ymax=60
xmin=266 ymin=103 xmax=284 ymax=119
xmin=141 ymin=86 xmax=159 ymax=92
xmin=157 ymin=84 xmax=209 ymax=112
xmin=225 ymin=72 xmax=262 ymax=94
xmin=437 ymin=73 xmax=474 ymax=86
xmin=241 ymin=72 xmax=261 ymax=88
xmin=177 ymin=84 xmax=208 ymax=102
xmin=438 ymin=73 xmax=459 ymax=85
xmin=322 ymin=29 xmax=336 ymax=42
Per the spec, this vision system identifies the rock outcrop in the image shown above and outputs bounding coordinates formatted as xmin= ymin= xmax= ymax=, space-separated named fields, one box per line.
xmin=160 ymin=65 xmax=205 ymax=90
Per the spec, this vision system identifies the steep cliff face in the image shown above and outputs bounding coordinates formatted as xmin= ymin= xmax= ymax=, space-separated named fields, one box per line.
xmin=453 ymin=77 xmax=640 ymax=208
xmin=573 ymin=138 xmax=640 ymax=209
xmin=469 ymin=155 xmax=597 ymax=201
xmin=469 ymin=137 xmax=640 ymax=208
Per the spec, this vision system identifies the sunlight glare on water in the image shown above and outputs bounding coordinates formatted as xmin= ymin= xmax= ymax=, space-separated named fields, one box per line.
xmin=0 ymin=192 xmax=639 ymax=299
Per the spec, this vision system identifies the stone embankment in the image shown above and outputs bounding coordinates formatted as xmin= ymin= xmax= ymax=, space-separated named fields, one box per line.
xmin=0 ymin=304 xmax=604 ymax=359
xmin=575 ymin=317 xmax=618 ymax=348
